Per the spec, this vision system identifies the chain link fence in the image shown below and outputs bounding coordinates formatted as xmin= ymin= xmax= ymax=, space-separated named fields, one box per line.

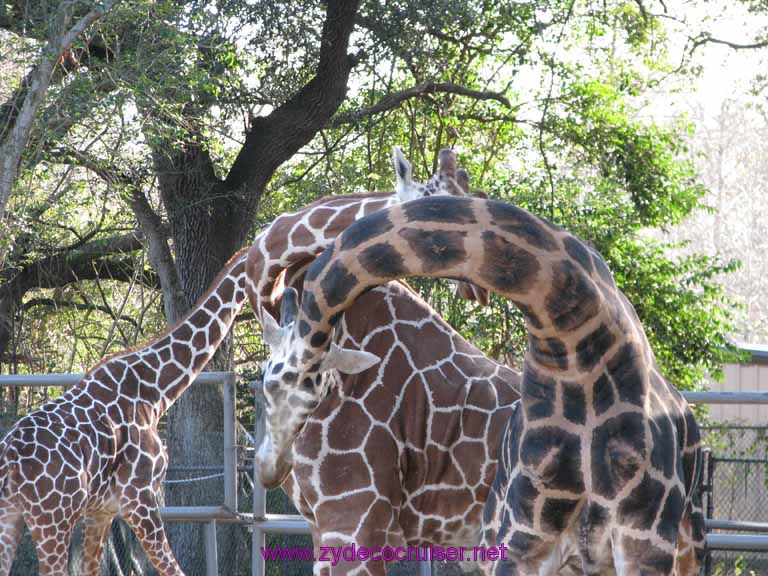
xmin=703 ymin=425 xmax=768 ymax=576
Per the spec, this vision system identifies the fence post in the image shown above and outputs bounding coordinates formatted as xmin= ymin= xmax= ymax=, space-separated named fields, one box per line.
xmin=205 ymin=520 xmax=219 ymax=576
xmin=704 ymin=448 xmax=715 ymax=576
xmin=419 ymin=552 xmax=431 ymax=576
xmin=223 ymin=373 xmax=237 ymax=512
xmin=252 ymin=396 xmax=266 ymax=576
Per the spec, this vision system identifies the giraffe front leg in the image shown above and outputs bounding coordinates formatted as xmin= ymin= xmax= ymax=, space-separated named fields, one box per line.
xmin=0 ymin=496 xmax=24 ymax=576
xmin=611 ymin=530 xmax=677 ymax=576
xmin=80 ymin=514 xmax=114 ymax=576
xmin=25 ymin=511 xmax=74 ymax=576
xmin=122 ymin=493 xmax=184 ymax=576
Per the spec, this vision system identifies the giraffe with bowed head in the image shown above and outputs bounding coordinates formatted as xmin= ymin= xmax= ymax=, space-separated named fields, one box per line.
xmin=255 ymin=195 xmax=706 ymax=575
xmin=0 ymin=147 xmax=473 ymax=575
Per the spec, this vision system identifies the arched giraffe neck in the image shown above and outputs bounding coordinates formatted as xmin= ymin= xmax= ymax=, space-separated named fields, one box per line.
xmin=78 ymin=248 xmax=250 ymax=418
xmin=296 ymin=196 xmax=635 ymax=377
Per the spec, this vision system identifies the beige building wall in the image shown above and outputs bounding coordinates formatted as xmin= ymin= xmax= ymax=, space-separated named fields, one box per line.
xmin=708 ymin=347 xmax=768 ymax=424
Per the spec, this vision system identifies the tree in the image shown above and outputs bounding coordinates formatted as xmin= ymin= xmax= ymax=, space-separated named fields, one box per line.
xmin=0 ymin=0 xmax=745 ymax=571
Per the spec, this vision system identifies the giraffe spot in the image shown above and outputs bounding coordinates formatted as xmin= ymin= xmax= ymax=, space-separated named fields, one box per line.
xmin=454 ymin=441 xmax=484 ymax=486
xmin=309 ymin=331 xmax=328 ymax=348
xmin=300 ymin=292 xmax=322 ymax=323
xmin=509 ymin=474 xmax=538 ymax=527
xmin=619 ymin=472 xmax=666 ymax=531
xmin=487 ymin=201 xmax=559 ymax=251
xmin=159 ymin=363 xmax=183 ymax=386
xmin=506 ymin=530 xmax=542 ymax=555
xmin=388 ymin=285 xmax=429 ymax=322
xmin=479 ymin=231 xmax=540 ymax=294
xmin=467 ymin=381 xmax=497 ymax=411
xmin=461 ymin=408 xmax=488 ymax=439
xmin=364 ymin=426 xmax=399 ymax=500
xmin=403 ymin=196 xmax=476 ymax=224
xmin=297 ymin=319 xmax=311 ymax=338
xmin=328 ymin=403 xmax=371 ymax=451
xmin=546 ymin=260 xmax=600 ymax=331
xmin=540 ymin=497 xmax=580 ymax=533
xmin=399 ymin=228 xmax=467 ymax=273
xmin=171 ymin=344 xmax=193 ymax=369
xmin=319 ymin=452 xmax=371 ymax=496
xmin=106 ymin=362 xmax=127 ymax=382
xmin=175 ymin=320 xmax=195 ymax=341
xmin=396 ymin=377 xmax=429 ymax=449
xmin=592 ymin=373 xmax=614 ymax=417
xmin=305 ymin=243 xmax=335 ymax=282
xmin=520 ymin=426 xmax=584 ymax=492
xmin=308 ymin=207 xmax=337 ymax=229
xmin=359 ymin=242 xmax=406 ymax=277
xmin=620 ymin=536 xmax=674 ymax=574
xmin=657 ymin=486 xmax=685 ymax=543
xmin=294 ymin=421 xmax=322 ymax=459
xmin=290 ymin=223 xmax=315 ymax=247
xmin=606 ymin=343 xmax=647 ymax=407
xmin=218 ymin=277 xmax=235 ymax=304
xmin=398 ymin=323 xmax=453 ymax=371
xmin=315 ymin=490 xmax=376 ymax=529
xmin=326 ymin=204 xmax=363 ymax=238
xmin=523 ymin=366 xmax=556 ymax=421
xmin=340 ymin=210 xmax=394 ymax=250
xmin=649 ymin=414 xmax=676 ymax=479
xmin=426 ymin=444 xmax=464 ymax=485
xmin=529 ymin=336 xmax=568 ymax=370
xmin=319 ymin=261 xmax=357 ymax=308
xmin=562 ymin=382 xmax=586 ymax=425
xmin=401 ymin=446 xmax=427 ymax=493
xmin=431 ymin=410 xmax=461 ymax=447
xmin=591 ymin=412 xmax=646 ymax=499
xmin=122 ymin=374 xmax=140 ymax=398
xmin=410 ymin=487 xmax=473 ymax=518
xmin=576 ymin=323 xmax=616 ymax=371
xmin=563 ymin=236 xmax=594 ymax=273
xmin=192 ymin=331 xmax=206 ymax=351
xmin=684 ymin=409 xmax=700 ymax=448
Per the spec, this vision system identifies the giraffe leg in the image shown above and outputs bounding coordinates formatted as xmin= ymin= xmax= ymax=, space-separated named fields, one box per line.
xmin=80 ymin=515 xmax=114 ymax=576
xmin=122 ymin=499 xmax=184 ymax=576
xmin=0 ymin=497 xmax=24 ymax=576
xmin=25 ymin=512 xmax=74 ymax=576
xmin=611 ymin=530 xmax=676 ymax=576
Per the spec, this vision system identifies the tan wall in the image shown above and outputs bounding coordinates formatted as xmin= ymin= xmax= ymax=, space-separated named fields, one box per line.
xmin=708 ymin=362 xmax=768 ymax=424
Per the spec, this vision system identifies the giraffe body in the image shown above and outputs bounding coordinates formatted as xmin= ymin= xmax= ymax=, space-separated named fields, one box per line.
xmin=279 ymin=280 xmax=519 ymax=576
xmin=0 ymin=249 xmax=250 ymax=575
xmin=257 ymin=196 xmax=706 ymax=575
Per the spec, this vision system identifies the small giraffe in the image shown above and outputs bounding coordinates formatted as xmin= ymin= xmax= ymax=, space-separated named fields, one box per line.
xmin=274 ymin=277 xmax=519 ymax=576
xmin=0 ymin=147 xmax=471 ymax=574
xmin=0 ymin=248 xmax=250 ymax=575
xmin=257 ymin=196 xmax=706 ymax=575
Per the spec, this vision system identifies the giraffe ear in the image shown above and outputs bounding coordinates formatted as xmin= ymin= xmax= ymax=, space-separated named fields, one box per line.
xmin=321 ymin=342 xmax=380 ymax=375
xmin=261 ymin=308 xmax=285 ymax=350
xmin=392 ymin=146 xmax=414 ymax=201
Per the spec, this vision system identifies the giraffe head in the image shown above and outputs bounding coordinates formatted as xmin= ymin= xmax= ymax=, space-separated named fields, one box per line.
xmin=393 ymin=146 xmax=470 ymax=202
xmin=255 ymin=287 xmax=379 ymax=488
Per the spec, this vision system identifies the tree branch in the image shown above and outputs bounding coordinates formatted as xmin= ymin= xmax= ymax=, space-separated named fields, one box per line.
xmin=224 ymin=0 xmax=362 ymax=208
xmin=22 ymin=297 xmax=140 ymax=329
xmin=334 ymin=82 xmax=511 ymax=126
xmin=0 ymin=0 xmax=119 ymax=228
xmin=692 ymin=35 xmax=768 ymax=51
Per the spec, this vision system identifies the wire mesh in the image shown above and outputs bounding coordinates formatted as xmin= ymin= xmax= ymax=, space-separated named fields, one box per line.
xmin=704 ymin=425 xmax=768 ymax=576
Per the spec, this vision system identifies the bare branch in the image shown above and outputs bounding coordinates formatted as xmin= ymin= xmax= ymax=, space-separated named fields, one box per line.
xmin=0 ymin=0 xmax=120 ymax=228
xmin=334 ymin=82 xmax=511 ymax=126
xmin=22 ymin=297 xmax=140 ymax=329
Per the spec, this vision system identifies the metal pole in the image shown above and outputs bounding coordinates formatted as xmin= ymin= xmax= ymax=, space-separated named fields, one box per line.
xmin=223 ymin=373 xmax=237 ymax=512
xmin=205 ymin=520 xmax=219 ymax=576
xmin=704 ymin=449 xmax=715 ymax=576
xmin=419 ymin=550 xmax=431 ymax=576
xmin=252 ymin=397 xmax=266 ymax=576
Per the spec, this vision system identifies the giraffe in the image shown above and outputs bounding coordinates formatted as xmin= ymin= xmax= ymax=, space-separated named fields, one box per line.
xmin=0 ymin=247 xmax=250 ymax=575
xmin=0 ymin=146 xmax=473 ymax=575
xmin=256 ymin=195 xmax=706 ymax=575
xmin=272 ymin=270 xmax=519 ymax=576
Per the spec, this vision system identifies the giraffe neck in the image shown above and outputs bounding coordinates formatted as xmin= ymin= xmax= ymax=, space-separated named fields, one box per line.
xmin=78 ymin=248 xmax=250 ymax=420
xmin=295 ymin=196 xmax=637 ymax=378
xmin=245 ymin=192 xmax=397 ymax=317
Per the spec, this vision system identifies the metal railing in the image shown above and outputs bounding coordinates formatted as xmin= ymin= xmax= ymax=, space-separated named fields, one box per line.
xmin=4 ymin=374 xmax=768 ymax=573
